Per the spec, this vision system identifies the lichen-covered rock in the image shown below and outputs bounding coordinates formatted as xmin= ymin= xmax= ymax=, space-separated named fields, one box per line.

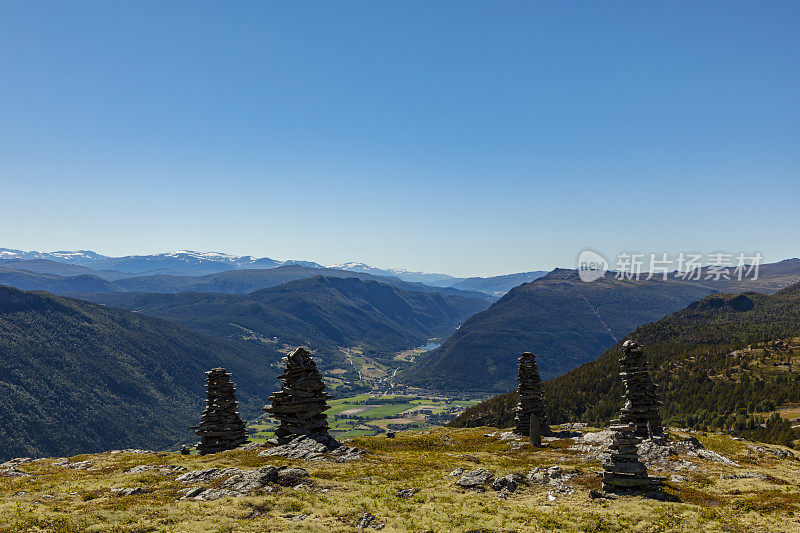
xmin=220 ymin=466 xmax=279 ymax=492
xmin=456 ymin=469 xmax=493 ymax=489
xmin=356 ymin=513 xmax=385 ymax=530
xmin=260 ymin=434 xmax=364 ymax=462
xmin=491 ymin=474 xmax=524 ymax=492
xmin=110 ymin=487 xmax=146 ymax=496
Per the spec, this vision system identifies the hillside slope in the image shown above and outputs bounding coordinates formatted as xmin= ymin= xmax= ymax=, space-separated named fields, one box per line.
xmin=451 ymin=283 xmax=800 ymax=440
xmin=4 ymin=428 xmax=800 ymax=532
xmin=112 ymin=265 xmax=493 ymax=301
xmin=0 ymin=267 xmax=122 ymax=293
xmin=403 ymin=262 xmax=800 ymax=392
xmin=0 ymin=286 xmax=281 ymax=460
xmin=75 ymin=276 xmax=488 ymax=359
xmin=402 ymin=269 xmax=714 ymax=391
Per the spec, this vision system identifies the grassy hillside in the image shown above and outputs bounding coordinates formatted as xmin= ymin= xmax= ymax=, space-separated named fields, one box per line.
xmin=0 ymin=286 xmax=282 ymax=461
xmin=4 ymin=427 xmax=800 ymax=532
xmin=76 ymin=276 xmax=488 ymax=360
xmin=451 ymin=283 xmax=800 ymax=447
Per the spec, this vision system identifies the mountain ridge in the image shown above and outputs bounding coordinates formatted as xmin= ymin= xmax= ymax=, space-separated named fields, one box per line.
xmin=402 ymin=261 xmax=800 ymax=392
xmin=0 ymin=286 xmax=282 ymax=461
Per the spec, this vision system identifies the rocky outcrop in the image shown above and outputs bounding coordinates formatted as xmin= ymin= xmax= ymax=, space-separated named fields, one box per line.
xmin=259 ymin=434 xmax=363 ymax=462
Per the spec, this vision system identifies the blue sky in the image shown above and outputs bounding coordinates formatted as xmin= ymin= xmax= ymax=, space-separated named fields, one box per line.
xmin=1 ymin=2 xmax=798 ymax=277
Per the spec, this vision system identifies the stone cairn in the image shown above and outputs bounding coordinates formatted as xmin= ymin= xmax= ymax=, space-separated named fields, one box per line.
xmin=512 ymin=352 xmax=551 ymax=440
xmin=192 ymin=367 xmax=248 ymax=454
xmin=601 ymin=340 xmax=664 ymax=492
xmin=264 ymin=347 xmax=331 ymax=443
xmin=618 ymin=340 xmax=664 ymax=441
xmin=601 ymin=422 xmax=658 ymax=492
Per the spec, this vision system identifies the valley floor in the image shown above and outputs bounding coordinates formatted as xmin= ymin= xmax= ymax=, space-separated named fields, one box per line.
xmin=2 ymin=427 xmax=800 ymax=532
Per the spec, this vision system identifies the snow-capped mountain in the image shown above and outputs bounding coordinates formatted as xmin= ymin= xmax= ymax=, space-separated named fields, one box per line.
xmin=331 ymin=262 xmax=461 ymax=286
xmin=0 ymin=248 xmax=457 ymax=282
xmin=0 ymin=248 xmax=545 ymax=295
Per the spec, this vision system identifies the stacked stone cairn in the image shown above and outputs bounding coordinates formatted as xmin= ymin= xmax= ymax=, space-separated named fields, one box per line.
xmin=601 ymin=422 xmax=659 ymax=492
xmin=601 ymin=340 xmax=664 ymax=493
xmin=192 ymin=368 xmax=248 ymax=454
xmin=264 ymin=347 xmax=331 ymax=443
xmin=512 ymin=352 xmax=551 ymax=440
xmin=618 ymin=340 xmax=665 ymax=441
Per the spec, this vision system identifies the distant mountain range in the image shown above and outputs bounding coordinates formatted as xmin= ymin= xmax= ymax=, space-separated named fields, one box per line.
xmin=402 ymin=260 xmax=800 ymax=392
xmin=0 ymin=261 xmax=494 ymax=304
xmin=0 ymin=248 xmax=546 ymax=296
xmin=0 ymin=286 xmax=282 ymax=460
xmin=450 ymin=280 xmax=800 ymax=440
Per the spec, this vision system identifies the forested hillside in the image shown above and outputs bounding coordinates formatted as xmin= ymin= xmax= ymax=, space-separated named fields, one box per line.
xmin=0 ymin=286 xmax=281 ymax=460
xmin=451 ymin=283 xmax=800 ymax=446
xmin=76 ymin=276 xmax=487 ymax=358
xmin=0 ymin=267 xmax=122 ymax=293
xmin=403 ymin=261 xmax=800 ymax=392
xmin=402 ymin=269 xmax=714 ymax=390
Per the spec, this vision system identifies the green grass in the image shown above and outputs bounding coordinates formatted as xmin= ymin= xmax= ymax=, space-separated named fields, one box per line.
xmin=253 ymin=394 xmax=480 ymax=438
xmin=6 ymin=427 xmax=800 ymax=532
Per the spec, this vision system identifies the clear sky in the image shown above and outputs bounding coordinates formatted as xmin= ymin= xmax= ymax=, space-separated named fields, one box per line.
xmin=1 ymin=2 xmax=798 ymax=277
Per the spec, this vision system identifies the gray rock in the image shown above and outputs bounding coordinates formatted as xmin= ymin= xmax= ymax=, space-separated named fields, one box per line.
xmin=54 ymin=459 xmax=95 ymax=470
xmin=449 ymin=467 xmax=466 ymax=477
xmin=108 ymin=449 xmax=157 ymax=455
xmin=527 ymin=468 xmax=549 ymax=484
xmin=277 ymin=467 xmax=309 ymax=486
xmin=110 ymin=487 xmax=145 ymax=496
xmin=721 ymin=472 xmax=768 ymax=481
xmin=180 ymin=487 xmax=204 ymax=499
xmin=125 ymin=465 xmax=187 ymax=475
xmin=191 ymin=488 xmax=243 ymax=501
xmin=396 ymin=488 xmax=418 ymax=498
xmin=176 ymin=467 xmax=242 ymax=483
xmin=261 ymin=434 xmax=364 ymax=462
xmin=750 ymin=445 xmax=795 ymax=459
xmin=356 ymin=512 xmax=385 ymax=530
xmin=220 ymin=466 xmax=279 ymax=492
xmin=456 ymin=469 xmax=493 ymax=488
xmin=491 ymin=474 xmax=523 ymax=492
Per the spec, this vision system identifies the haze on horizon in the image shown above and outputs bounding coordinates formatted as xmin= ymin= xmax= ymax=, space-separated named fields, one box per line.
xmin=1 ymin=2 xmax=798 ymax=277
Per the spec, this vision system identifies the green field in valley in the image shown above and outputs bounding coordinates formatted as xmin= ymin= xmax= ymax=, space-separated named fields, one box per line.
xmin=249 ymin=394 xmax=481 ymax=441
